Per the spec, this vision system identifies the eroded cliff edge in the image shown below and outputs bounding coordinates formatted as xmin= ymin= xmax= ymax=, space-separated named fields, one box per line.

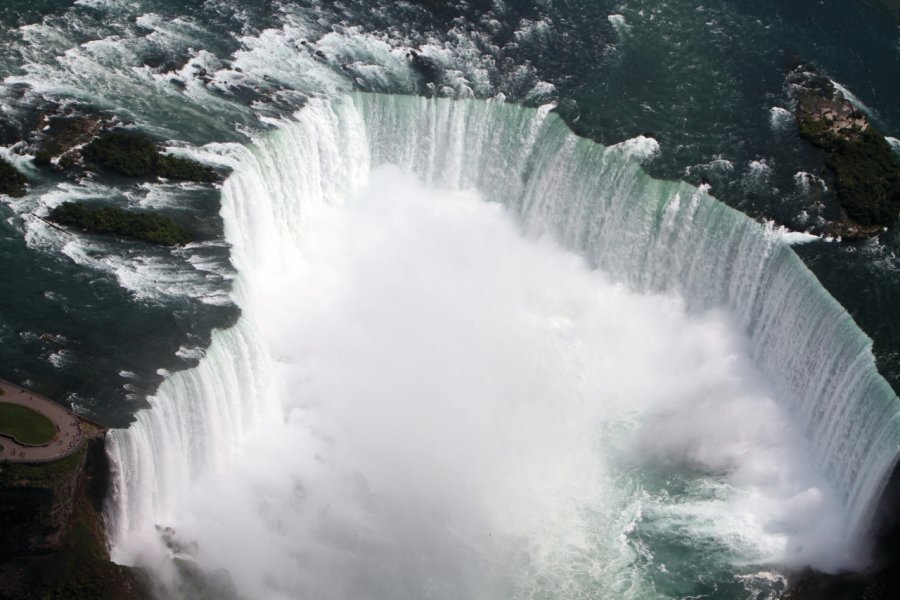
xmin=0 ymin=433 xmax=151 ymax=600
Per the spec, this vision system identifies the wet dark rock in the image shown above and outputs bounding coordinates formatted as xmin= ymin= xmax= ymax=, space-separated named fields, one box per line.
xmin=0 ymin=157 xmax=28 ymax=198
xmin=32 ymin=114 xmax=107 ymax=169
xmin=820 ymin=219 xmax=886 ymax=241
xmin=157 ymin=526 xmax=199 ymax=556
xmin=0 ymin=437 xmax=152 ymax=599
xmin=0 ymin=118 xmax=20 ymax=147
xmin=785 ymin=467 xmax=900 ymax=599
xmin=141 ymin=54 xmax=178 ymax=73
xmin=408 ymin=50 xmax=438 ymax=82
xmin=783 ymin=570 xmax=886 ymax=600
xmin=154 ymin=526 xmax=244 ymax=599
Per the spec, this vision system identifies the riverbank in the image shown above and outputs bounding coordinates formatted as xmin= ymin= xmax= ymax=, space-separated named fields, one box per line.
xmin=0 ymin=435 xmax=151 ymax=599
xmin=0 ymin=377 xmax=151 ymax=599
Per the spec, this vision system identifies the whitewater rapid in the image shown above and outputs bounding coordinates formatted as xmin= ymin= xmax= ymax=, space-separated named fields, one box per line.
xmin=106 ymin=94 xmax=900 ymax=599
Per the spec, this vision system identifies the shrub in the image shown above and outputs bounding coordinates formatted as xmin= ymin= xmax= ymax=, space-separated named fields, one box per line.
xmin=48 ymin=202 xmax=192 ymax=246
xmin=799 ymin=119 xmax=900 ymax=227
xmin=81 ymin=131 xmax=218 ymax=182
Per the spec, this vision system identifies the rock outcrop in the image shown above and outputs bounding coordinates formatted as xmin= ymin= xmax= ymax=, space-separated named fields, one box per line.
xmin=0 ymin=445 xmax=87 ymax=557
xmin=32 ymin=113 xmax=109 ymax=170
xmin=0 ymin=157 xmax=28 ymax=198
xmin=0 ymin=433 xmax=151 ymax=599
xmin=80 ymin=130 xmax=220 ymax=182
xmin=787 ymin=62 xmax=900 ymax=238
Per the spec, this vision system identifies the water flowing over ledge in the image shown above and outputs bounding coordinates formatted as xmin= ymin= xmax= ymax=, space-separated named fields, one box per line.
xmin=106 ymin=93 xmax=900 ymax=587
xmin=357 ymin=93 xmax=900 ymax=539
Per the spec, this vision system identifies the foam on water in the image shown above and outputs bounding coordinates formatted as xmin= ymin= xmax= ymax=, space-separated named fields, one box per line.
xmin=608 ymin=134 xmax=661 ymax=163
xmin=742 ymin=158 xmax=774 ymax=192
xmin=887 ymin=136 xmax=900 ymax=156
xmin=608 ymin=13 xmax=631 ymax=35
xmin=793 ymin=171 xmax=828 ymax=193
xmin=769 ymin=106 xmax=794 ymax=131
xmin=831 ymin=79 xmax=877 ymax=120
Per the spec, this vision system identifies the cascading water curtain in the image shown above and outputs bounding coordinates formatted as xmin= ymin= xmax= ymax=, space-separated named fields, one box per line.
xmin=106 ymin=94 xmax=900 ymax=598
xmin=353 ymin=92 xmax=900 ymax=541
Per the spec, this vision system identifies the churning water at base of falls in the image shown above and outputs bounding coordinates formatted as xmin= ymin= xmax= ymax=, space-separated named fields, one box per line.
xmin=110 ymin=164 xmax=844 ymax=600
xmin=106 ymin=94 xmax=900 ymax=599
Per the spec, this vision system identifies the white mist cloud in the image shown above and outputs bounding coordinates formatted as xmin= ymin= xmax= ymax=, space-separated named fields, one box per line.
xmin=156 ymin=165 xmax=853 ymax=598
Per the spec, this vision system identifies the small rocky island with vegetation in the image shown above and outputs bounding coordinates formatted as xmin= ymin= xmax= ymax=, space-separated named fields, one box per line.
xmin=0 ymin=107 xmax=225 ymax=247
xmin=81 ymin=131 xmax=218 ymax=182
xmin=788 ymin=61 xmax=900 ymax=240
xmin=48 ymin=202 xmax=193 ymax=247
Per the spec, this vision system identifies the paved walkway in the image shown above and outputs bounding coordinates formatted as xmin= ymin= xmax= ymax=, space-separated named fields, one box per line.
xmin=0 ymin=379 xmax=84 ymax=463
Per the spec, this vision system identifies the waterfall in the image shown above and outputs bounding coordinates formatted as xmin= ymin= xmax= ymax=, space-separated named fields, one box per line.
xmin=106 ymin=93 xmax=900 ymax=587
xmin=351 ymin=93 xmax=900 ymax=538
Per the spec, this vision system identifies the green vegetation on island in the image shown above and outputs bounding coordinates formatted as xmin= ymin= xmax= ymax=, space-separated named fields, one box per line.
xmin=790 ymin=65 xmax=900 ymax=234
xmin=798 ymin=115 xmax=900 ymax=229
xmin=0 ymin=157 xmax=28 ymax=198
xmin=81 ymin=131 xmax=218 ymax=182
xmin=48 ymin=202 xmax=192 ymax=246
xmin=0 ymin=403 xmax=56 ymax=446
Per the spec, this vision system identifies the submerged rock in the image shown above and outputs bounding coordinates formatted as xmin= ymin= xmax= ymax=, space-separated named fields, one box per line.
xmin=0 ymin=157 xmax=28 ymax=198
xmin=408 ymin=50 xmax=439 ymax=82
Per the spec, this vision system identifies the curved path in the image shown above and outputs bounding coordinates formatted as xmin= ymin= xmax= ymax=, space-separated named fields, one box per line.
xmin=0 ymin=379 xmax=83 ymax=463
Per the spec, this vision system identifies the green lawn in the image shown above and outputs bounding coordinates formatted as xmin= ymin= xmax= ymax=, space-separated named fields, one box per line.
xmin=0 ymin=402 xmax=57 ymax=445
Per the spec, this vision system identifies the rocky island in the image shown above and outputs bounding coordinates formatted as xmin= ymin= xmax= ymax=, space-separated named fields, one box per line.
xmin=80 ymin=131 xmax=219 ymax=182
xmin=47 ymin=202 xmax=193 ymax=247
xmin=788 ymin=62 xmax=900 ymax=240
xmin=0 ymin=107 xmax=227 ymax=247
